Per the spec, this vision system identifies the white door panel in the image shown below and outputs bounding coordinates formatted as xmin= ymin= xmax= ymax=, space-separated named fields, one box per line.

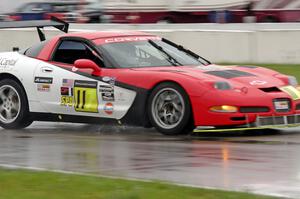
xmin=34 ymin=63 xmax=136 ymax=119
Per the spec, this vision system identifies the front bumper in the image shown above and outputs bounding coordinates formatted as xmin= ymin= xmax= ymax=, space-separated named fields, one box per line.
xmin=194 ymin=114 xmax=300 ymax=133
xmin=191 ymin=87 xmax=300 ymax=127
xmin=256 ymin=114 xmax=300 ymax=126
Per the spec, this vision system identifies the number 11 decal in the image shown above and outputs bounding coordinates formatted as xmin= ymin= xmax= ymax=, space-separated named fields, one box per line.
xmin=74 ymin=80 xmax=99 ymax=113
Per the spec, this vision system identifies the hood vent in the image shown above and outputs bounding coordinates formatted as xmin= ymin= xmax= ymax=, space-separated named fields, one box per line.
xmin=205 ymin=70 xmax=255 ymax=79
xmin=259 ymin=87 xmax=281 ymax=93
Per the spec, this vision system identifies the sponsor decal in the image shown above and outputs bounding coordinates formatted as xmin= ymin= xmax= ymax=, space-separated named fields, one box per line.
xmin=74 ymin=80 xmax=99 ymax=113
xmin=250 ymin=80 xmax=267 ymax=86
xmin=61 ymin=87 xmax=73 ymax=96
xmin=99 ymin=85 xmax=114 ymax=102
xmin=34 ymin=77 xmax=53 ymax=84
xmin=0 ymin=58 xmax=18 ymax=67
xmin=104 ymin=36 xmax=161 ymax=44
xmin=37 ymin=84 xmax=50 ymax=92
xmin=61 ymin=79 xmax=75 ymax=107
xmin=102 ymin=76 xmax=116 ymax=86
xmin=104 ymin=102 xmax=114 ymax=115
xmin=102 ymin=76 xmax=111 ymax=82
xmin=74 ymin=80 xmax=97 ymax=88
xmin=61 ymin=96 xmax=74 ymax=107
xmin=62 ymin=79 xmax=74 ymax=87
xmin=99 ymin=85 xmax=114 ymax=92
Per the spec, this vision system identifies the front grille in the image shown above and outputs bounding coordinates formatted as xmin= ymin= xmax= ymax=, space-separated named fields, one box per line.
xmin=287 ymin=115 xmax=300 ymax=124
xmin=258 ymin=116 xmax=285 ymax=126
xmin=257 ymin=115 xmax=300 ymax=126
xmin=273 ymin=98 xmax=291 ymax=113
xmin=240 ymin=107 xmax=270 ymax=113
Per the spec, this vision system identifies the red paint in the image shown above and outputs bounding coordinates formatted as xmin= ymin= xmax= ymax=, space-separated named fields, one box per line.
xmin=33 ymin=30 xmax=300 ymax=127
xmin=74 ymin=59 xmax=101 ymax=76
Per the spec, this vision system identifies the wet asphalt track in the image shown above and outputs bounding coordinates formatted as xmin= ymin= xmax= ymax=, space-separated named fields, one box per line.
xmin=1 ymin=123 xmax=300 ymax=198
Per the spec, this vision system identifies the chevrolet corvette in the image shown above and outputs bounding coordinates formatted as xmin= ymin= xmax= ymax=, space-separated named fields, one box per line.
xmin=0 ymin=18 xmax=300 ymax=135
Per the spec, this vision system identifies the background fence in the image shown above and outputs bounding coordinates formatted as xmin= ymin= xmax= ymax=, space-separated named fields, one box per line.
xmin=1 ymin=23 xmax=300 ymax=64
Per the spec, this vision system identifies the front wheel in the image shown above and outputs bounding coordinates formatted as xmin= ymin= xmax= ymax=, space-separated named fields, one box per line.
xmin=148 ymin=82 xmax=194 ymax=135
xmin=0 ymin=79 xmax=33 ymax=129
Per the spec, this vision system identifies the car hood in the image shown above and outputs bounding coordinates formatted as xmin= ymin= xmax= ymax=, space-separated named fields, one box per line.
xmin=130 ymin=64 xmax=287 ymax=88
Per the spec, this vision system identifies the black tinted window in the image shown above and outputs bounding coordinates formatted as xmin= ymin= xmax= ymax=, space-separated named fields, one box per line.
xmin=52 ymin=40 xmax=102 ymax=65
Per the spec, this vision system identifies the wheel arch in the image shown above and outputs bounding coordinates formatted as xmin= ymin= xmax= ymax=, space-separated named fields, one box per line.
xmin=0 ymin=73 xmax=29 ymax=104
xmin=121 ymin=80 xmax=196 ymax=128
xmin=0 ymin=73 xmax=33 ymax=128
xmin=0 ymin=73 xmax=23 ymax=85
xmin=147 ymin=80 xmax=195 ymax=125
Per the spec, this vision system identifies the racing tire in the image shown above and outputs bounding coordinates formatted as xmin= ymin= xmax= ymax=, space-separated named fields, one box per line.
xmin=0 ymin=79 xmax=33 ymax=129
xmin=148 ymin=82 xmax=194 ymax=135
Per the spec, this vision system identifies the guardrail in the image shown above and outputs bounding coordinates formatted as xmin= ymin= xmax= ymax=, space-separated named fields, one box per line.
xmin=1 ymin=23 xmax=300 ymax=64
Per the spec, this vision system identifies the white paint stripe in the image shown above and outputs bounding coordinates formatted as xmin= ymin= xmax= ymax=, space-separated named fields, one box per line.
xmin=0 ymin=163 xmax=286 ymax=198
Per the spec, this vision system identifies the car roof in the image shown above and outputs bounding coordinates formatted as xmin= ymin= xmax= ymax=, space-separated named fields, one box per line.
xmin=60 ymin=31 xmax=155 ymax=40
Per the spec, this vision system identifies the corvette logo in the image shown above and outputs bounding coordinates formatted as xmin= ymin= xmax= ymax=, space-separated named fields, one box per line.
xmin=250 ymin=80 xmax=267 ymax=85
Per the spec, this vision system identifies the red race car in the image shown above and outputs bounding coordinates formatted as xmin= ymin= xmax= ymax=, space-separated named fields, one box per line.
xmin=0 ymin=18 xmax=299 ymax=135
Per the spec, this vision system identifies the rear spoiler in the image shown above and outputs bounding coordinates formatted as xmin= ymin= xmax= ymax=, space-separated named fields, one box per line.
xmin=0 ymin=16 xmax=69 ymax=41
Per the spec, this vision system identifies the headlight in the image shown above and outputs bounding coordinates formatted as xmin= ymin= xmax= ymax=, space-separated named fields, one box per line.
xmin=214 ymin=81 xmax=232 ymax=90
xmin=288 ymin=76 xmax=298 ymax=87
xmin=210 ymin=105 xmax=238 ymax=113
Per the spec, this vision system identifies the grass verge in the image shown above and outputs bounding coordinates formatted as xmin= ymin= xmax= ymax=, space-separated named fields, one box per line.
xmin=0 ymin=168 xmax=276 ymax=199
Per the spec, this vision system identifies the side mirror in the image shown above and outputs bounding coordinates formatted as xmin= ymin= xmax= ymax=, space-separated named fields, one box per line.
xmin=74 ymin=59 xmax=101 ymax=76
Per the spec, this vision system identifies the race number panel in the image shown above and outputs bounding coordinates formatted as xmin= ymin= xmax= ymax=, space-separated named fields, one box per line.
xmin=74 ymin=80 xmax=99 ymax=113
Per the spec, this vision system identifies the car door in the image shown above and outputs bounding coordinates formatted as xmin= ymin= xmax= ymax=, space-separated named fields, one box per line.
xmin=34 ymin=39 xmax=136 ymax=120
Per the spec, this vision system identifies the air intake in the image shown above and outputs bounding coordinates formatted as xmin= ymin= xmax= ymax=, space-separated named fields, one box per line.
xmin=240 ymin=107 xmax=270 ymax=113
xmin=259 ymin=87 xmax=281 ymax=93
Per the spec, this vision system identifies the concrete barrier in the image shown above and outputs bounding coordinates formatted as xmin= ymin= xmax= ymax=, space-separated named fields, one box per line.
xmin=1 ymin=23 xmax=300 ymax=64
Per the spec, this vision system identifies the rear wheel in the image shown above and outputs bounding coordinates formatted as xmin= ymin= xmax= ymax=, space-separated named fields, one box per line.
xmin=148 ymin=82 xmax=194 ymax=135
xmin=0 ymin=79 xmax=33 ymax=129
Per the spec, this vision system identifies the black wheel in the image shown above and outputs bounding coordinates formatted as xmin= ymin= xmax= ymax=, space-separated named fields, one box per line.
xmin=148 ymin=82 xmax=194 ymax=135
xmin=0 ymin=79 xmax=33 ymax=129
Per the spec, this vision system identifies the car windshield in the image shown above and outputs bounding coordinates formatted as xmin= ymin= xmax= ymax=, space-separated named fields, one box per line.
xmin=98 ymin=40 xmax=207 ymax=68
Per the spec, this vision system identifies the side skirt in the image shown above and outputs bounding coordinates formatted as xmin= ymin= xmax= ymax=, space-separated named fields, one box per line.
xmin=30 ymin=112 xmax=120 ymax=125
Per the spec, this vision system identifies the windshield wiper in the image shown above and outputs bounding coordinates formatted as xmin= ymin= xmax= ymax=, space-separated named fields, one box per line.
xmin=162 ymin=38 xmax=211 ymax=65
xmin=148 ymin=40 xmax=182 ymax=66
